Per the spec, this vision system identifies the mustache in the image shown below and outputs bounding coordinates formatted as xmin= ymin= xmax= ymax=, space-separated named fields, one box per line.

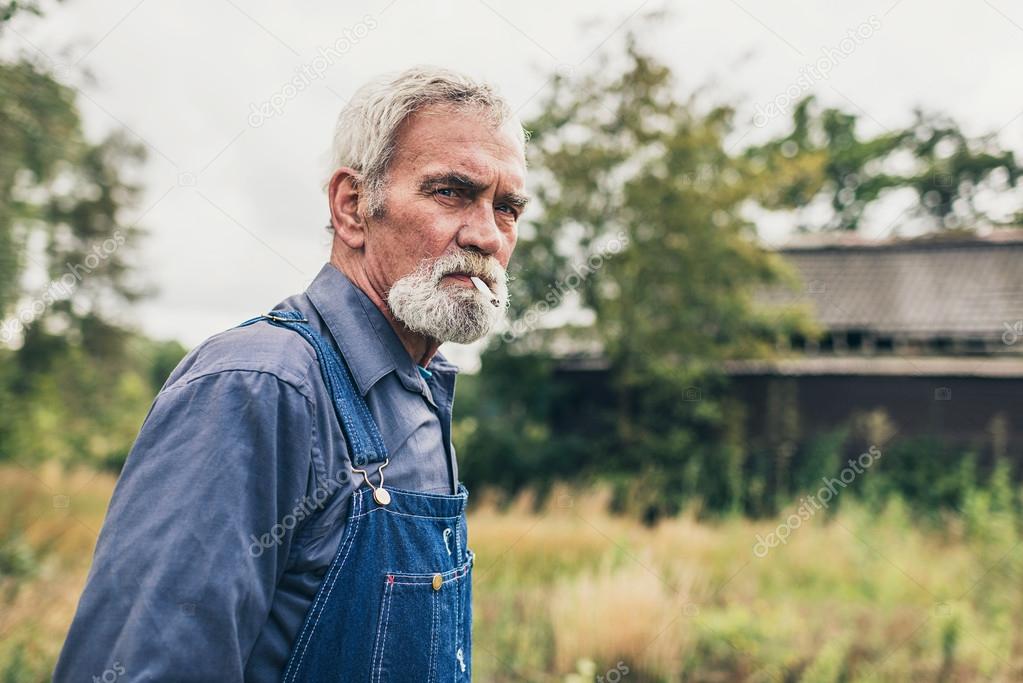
xmin=429 ymin=251 xmax=504 ymax=285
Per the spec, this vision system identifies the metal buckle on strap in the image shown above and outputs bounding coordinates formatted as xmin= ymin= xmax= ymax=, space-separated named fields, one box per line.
xmin=352 ymin=458 xmax=391 ymax=506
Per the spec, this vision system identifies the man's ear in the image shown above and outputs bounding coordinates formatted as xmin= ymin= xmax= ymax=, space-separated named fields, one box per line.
xmin=328 ymin=167 xmax=367 ymax=249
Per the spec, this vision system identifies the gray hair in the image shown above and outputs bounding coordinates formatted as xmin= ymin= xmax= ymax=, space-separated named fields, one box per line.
xmin=326 ymin=66 xmax=527 ymax=217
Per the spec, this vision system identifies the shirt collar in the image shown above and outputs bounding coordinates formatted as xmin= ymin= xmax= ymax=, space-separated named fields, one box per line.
xmin=304 ymin=262 xmax=459 ymax=399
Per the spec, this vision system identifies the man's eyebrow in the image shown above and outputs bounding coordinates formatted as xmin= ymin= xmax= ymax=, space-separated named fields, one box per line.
xmin=418 ymin=172 xmax=486 ymax=194
xmin=499 ymin=191 xmax=531 ymax=209
xmin=419 ymin=172 xmax=530 ymax=209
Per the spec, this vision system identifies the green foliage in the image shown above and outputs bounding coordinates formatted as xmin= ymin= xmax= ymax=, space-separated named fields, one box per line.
xmin=798 ymin=638 xmax=850 ymax=683
xmin=859 ymin=437 xmax=978 ymax=516
xmin=465 ymin=36 xmax=814 ymax=518
xmin=464 ymin=34 xmax=1023 ymax=520
xmin=0 ymin=38 xmax=178 ymax=471
xmin=0 ymin=333 xmax=185 ymax=469
xmin=746 ymin=96 xmax=1023 ymax=231
xmin=0 ymin=533 xmax=36 ymax=581
xmin=460 ymin=345 xmax=590 ymax=500
xmin=0 ymin=1 xmax=47 ymax=24
xmin=520 ymin=37 xmax=809 ymax=368
xmin=742 ymin=427 xmax=850 ymax=518
xmin=1 ymin=36 xmax=147 ymax=342
xmin=0 ymin=59 xmax=80 ymax=313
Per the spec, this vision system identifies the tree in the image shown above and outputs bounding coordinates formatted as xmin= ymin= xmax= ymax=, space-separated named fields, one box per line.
xmin=746 ymin=96 xmax=1023 ymax=232
xmin=462 ymin=35 xmax=814 ymax=518
xmin=0 ymin=14 xmax=183 ymax=469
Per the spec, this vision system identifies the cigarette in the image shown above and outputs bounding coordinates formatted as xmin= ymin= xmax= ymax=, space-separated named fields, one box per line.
xmin=469 ymin=276 xmax=499 ymax=306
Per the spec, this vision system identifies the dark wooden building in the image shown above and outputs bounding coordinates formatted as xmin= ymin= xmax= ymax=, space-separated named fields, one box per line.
xmin=549 ymin=231 xmax=1023 ymax=463
xmin=728 ymin=231 xmax=1023 ymax=460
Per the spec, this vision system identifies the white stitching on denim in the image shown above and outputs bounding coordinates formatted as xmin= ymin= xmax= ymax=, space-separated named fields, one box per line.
xmin=456 ymin=515 xmax=463 ymax=563
xmin=372 ymin=581 xmax=394 ymax=683
xmin=385 ymin=558 xmax=471 ymax=583
xmin=428 ymin=588 xmax=439 ymax=682
xmin=282 ymin=492 xmax=364 ymax=682
xmin=388 ymin=576 xmax=467 ymax=586
xmin=461 ymin=561 xmax=473 ymax=680
xmin=283 ymin=493 xmax=363 ymax=681
xmin=370 ymin=582 xmax=388 ymax=683
xmin=454 ymin=552 xmax=461 ymax=681
xmin=363 ymin=485 xmax=469 ymax=501
xmin=284 ymin=490 xmax=470 ymax=681
xmin=354 ymin=507 xmax=462 ymax=521
xmin=389 ymin=567 xmax=469 ymax=586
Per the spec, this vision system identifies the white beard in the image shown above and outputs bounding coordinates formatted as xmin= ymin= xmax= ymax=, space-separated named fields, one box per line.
xmin=386 ymin=251 xmax=510 ymax=344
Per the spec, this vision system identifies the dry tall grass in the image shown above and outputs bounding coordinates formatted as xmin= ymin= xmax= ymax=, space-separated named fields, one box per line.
xmin=2 ymin=466 xmax=1021 ymax=682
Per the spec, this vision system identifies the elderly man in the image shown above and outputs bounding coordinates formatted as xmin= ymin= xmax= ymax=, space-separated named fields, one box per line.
xmin=54 ymin=66 xmax=528 ymax=682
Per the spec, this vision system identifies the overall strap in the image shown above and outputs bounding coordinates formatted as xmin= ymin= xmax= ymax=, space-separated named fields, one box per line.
xmin=237 ymin=310 xmax=389 ymax=467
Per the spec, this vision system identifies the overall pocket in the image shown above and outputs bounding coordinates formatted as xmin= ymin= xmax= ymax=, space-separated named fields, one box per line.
xmin=371 ymin=551 xmax=474 ymax=683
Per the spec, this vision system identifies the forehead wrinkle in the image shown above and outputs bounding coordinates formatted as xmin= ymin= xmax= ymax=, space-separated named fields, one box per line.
xmin=395 ymin=126 xmax=511 ymax=167
xmin=390 ymin=105 xmax=524 ymax=165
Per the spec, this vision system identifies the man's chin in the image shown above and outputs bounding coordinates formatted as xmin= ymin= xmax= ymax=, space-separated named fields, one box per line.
xmin=388 ymin=282 xmax=504 ymax=343
xmin=445 ymin=325 xmax=492 ymax=345
xmin=393 ymin=312 xmax=494 ymax=345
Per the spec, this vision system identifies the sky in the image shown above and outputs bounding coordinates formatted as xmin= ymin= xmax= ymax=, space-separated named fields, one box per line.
xmin=6 ymin=0 xmax=1023 ymax=368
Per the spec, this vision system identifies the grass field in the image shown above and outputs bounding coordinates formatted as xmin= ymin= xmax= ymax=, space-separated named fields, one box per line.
xmin=1 ymin=463 xmax=1021 ymax=682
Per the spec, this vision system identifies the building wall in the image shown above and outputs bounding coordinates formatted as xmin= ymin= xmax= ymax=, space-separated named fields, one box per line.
xmin=729 ymin=373 xmax=1022 ymax=463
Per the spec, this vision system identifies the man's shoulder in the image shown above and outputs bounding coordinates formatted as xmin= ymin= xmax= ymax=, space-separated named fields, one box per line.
xmin=161 ymin=298 xmax=324 ymax=400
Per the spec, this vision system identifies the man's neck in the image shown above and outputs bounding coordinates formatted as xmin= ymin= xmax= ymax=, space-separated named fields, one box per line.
xmin=329 ymin=257 xmax=442 ymax=368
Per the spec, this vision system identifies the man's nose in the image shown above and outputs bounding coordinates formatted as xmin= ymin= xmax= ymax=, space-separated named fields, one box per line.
xmin=456 ymin=202 xmax=504 ymax=256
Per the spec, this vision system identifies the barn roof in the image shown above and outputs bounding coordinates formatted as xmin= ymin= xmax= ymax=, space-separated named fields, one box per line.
xmin=763 ymin=230 xmax=1023 ymax=341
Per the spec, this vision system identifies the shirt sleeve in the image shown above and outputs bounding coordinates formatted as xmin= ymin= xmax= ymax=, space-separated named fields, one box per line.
xmin=53 ymin=369 xmax=316 ymax=682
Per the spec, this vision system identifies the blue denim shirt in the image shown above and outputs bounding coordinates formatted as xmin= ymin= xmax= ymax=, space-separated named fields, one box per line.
xmin=53 ymin=262 xmax=461 ymax=682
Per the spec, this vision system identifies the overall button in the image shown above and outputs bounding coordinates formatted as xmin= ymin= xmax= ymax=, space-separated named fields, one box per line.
xmin=432 ymin=573 xmax=443 ymax=591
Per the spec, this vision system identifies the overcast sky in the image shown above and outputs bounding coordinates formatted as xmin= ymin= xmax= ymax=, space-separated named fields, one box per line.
xmin=7 ymin=0 xmax=1023 ymax=367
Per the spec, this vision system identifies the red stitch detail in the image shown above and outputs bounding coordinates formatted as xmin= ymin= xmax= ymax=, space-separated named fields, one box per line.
xmin=387 ymin=574 xmax=394 ymax=584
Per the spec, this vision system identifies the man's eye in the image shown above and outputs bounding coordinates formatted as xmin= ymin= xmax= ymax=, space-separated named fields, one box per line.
xmin=496 ymin=204 xmax=518 ymax=218
xmin=435 ymin=188 xmax=457 ymax=198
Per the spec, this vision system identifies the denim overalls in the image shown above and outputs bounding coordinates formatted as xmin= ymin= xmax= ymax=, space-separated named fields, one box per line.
xmin=238 ymin=310 xmax=474 ymax=682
